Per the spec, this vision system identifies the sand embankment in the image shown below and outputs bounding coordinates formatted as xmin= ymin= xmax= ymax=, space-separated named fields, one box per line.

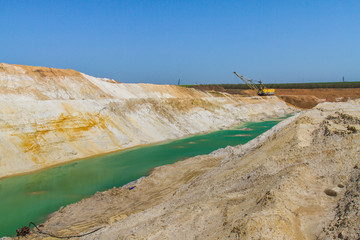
xmin=27 ymin=100 xmax=360 ymax=239
xmin=0 ymin=63 xmax=294 ymax=178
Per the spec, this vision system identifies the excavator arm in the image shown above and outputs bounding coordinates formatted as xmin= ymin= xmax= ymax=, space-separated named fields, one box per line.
xmin=233 ymin=72 xmax=258 ymax=91
xmin=233 ymin=72 xmax=275 ymax=96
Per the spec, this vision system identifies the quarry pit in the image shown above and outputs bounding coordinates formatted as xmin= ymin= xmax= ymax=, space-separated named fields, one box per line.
xmin=0 ymin=63 xmax=359 ymax=239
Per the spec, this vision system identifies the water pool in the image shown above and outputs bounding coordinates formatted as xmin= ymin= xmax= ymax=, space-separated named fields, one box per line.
xmin=0 ymin=117 xmax=288 ymax=237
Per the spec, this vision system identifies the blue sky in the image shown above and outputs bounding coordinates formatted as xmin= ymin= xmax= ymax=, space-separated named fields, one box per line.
xmin=1 ymin=0 xmax=359 ymax=84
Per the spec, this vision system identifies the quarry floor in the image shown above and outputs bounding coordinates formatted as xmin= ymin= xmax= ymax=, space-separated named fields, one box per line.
xmin=16 ymin=99 xmax=360 ymax=240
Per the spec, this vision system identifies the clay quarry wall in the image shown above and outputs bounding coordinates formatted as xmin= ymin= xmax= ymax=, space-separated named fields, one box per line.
xmin=0 ymin=64 xmax=294 ymax=178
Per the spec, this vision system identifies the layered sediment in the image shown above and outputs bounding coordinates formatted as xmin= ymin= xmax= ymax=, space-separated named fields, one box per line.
xmin=0 ymin=63 xmax=293 ymax=178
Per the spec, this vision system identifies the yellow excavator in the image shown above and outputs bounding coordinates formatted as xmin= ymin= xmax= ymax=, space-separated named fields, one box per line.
xmin=233 ymin=72 xmax=275 ymax=96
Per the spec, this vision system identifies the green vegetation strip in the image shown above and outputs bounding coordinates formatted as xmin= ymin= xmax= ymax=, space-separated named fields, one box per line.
xmin=182 ymin=82 xmax=360 ymax=89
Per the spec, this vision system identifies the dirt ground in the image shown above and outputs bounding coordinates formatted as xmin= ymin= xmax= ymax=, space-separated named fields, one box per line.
xmin=276 ymin=88 xmax=360 ymax=109
xmin=191 ymin=85 xmax=360 ymax=109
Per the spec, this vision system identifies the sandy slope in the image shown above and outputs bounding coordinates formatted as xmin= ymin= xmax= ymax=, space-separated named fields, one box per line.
xmin=22 ymin=99 xmax=360 ymax=240
xmin=0 ymin=63 xmax=294 ymax=178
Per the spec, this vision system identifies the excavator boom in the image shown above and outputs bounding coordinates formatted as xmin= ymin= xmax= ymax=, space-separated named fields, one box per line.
xmin=233 ymin=72 xmax=275 ymax=96
xmin=233 ymin=72 xmax=258 ymax=91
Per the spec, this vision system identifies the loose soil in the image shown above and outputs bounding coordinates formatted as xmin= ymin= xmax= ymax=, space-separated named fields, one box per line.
xmin=192 ymin=85 xmax=360 ymax=109
xmin=276 ymin=88 xmax=360 ymax=109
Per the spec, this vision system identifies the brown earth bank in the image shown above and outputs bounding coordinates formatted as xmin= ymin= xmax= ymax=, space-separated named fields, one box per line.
xmin=276 ymin=89 xmax=360 ymax=109
xmin=19 ymin=100 xmax=360 ymax=240
xmin=233 ymin=88 xmax=360 ymax=109
xmin=191 ymin=85 xmax=360 ymax=109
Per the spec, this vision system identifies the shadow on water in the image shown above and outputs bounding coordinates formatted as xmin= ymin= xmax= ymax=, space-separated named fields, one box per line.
xmin=0 ymin=116 xmax=289 ymax=237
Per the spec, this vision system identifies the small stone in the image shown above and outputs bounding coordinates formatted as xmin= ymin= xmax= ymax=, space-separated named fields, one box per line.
xmin=324 ymin=188 xmax=337 ymax=197
xmin=337 ymin=184 xmax=344 ymax=188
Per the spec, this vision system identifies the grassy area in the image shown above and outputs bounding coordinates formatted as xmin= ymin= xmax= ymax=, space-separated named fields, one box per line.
xmin=222 ymin=82 xmax=360 ymax=89
xmin=182 ymin=82 xmax=360 ymax=89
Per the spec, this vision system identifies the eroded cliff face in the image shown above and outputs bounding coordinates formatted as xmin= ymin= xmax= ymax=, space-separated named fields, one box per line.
xmin=0 ymin=63 xmax=293 ymax=178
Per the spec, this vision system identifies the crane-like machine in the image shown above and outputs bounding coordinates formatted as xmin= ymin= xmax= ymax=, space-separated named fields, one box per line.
xmin=233 ymin=72 xmax=275 ymax=96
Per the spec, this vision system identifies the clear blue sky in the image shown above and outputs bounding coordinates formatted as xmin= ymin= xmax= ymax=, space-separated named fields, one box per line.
xmin=1 ymin=0 xmax=359 ymax=84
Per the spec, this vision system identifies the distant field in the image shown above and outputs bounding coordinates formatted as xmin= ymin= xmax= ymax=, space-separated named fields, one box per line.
xmin=183 ymin=82 xmax=360 ymax=89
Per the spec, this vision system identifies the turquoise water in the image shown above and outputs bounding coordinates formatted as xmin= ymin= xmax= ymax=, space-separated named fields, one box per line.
xmin=0 ymin=117 xmax=287 ymax=237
